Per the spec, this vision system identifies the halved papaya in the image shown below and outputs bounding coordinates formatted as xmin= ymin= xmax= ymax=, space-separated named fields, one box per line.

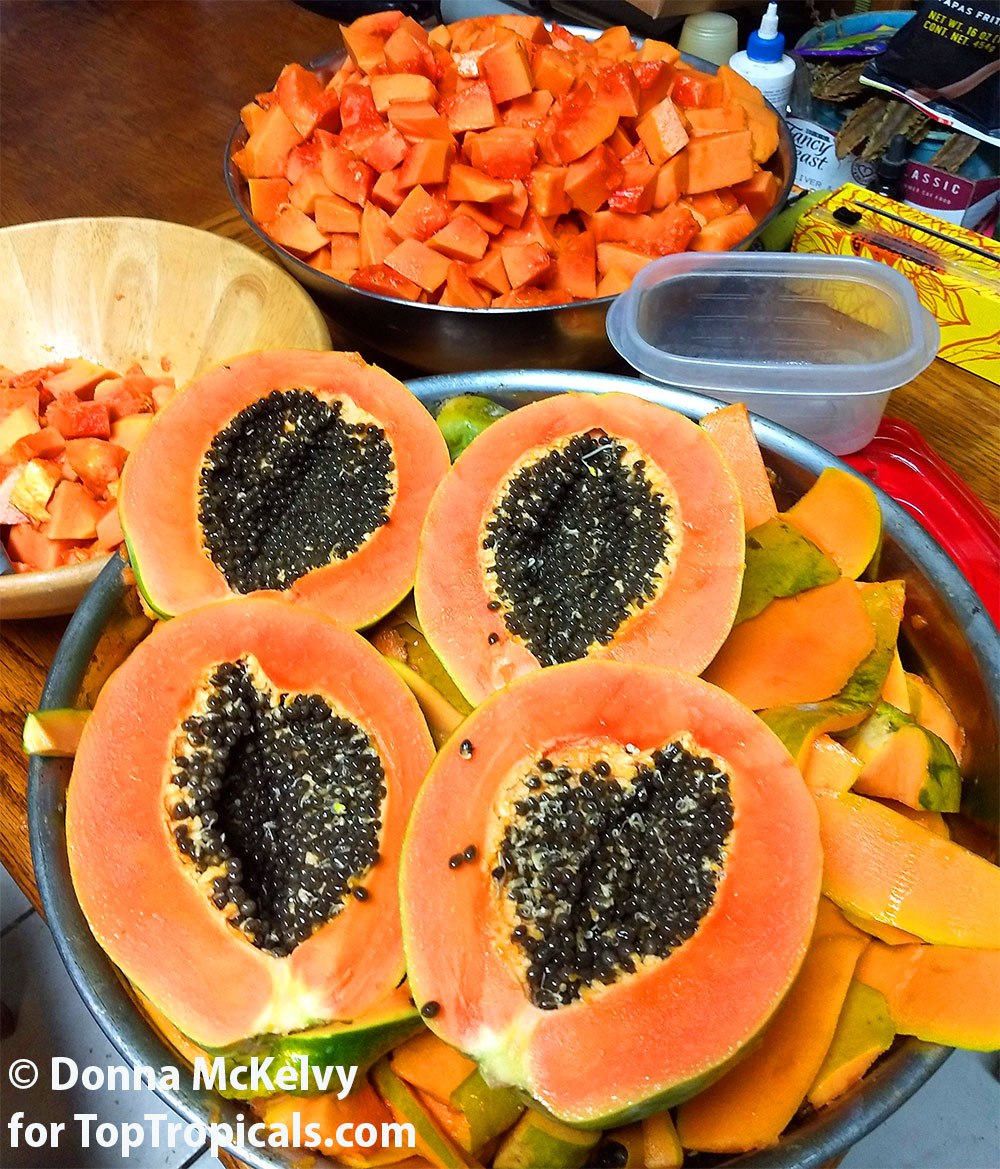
xmin=66 ymin=597 xmax=434 ymax=1049
xmin=120 ymin=350 xmax=449 ymax=628
xmin=400 ymin=662 xmax=821 ymax=1126
xmin=415 ymin=393 xmax=744 ymax=704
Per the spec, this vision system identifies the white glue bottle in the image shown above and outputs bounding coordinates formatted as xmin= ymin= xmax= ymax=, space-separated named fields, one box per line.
xmin=727 ymin=2 xmax=795 ymax=112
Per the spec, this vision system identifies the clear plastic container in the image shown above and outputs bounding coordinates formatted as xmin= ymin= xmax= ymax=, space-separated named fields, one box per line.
xmin=606 ymin=252 xmax=940 ymax=455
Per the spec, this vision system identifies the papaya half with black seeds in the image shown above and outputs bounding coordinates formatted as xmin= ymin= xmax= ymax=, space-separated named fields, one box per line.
xmin=415 ymin=392 xmax=744 ymax=705
xmin=66 ymin=597 xmax=434 ymax=1050
xmin=400 ymin=661 xmax=822 ymax=1127
xmin=120 ymin=350 xmax=449 ymax=627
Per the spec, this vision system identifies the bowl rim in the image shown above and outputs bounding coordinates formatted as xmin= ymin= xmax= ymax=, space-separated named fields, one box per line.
xmin=29 ymin=371 xmax=997 ymax=1168
xmin=223 ymin=48 xmax=796 ymax=315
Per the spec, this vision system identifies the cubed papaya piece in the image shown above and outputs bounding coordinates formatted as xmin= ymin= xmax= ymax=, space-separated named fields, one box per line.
xmin=389 ymin=185 xmax=449 ymax=242
xmin=653 ymin=154 xmax=688 ymax=208
xmin=46 ymin=397 xmax=111 ymax=440
xmin=308 ymin=242 xmax=332 ymax=274
xmin=64 ymin=438 xmax=126 ymax=498
xmin=44 ymin=480 xmax=104 ymax=540
xmin=276 ymin=63 xmax=339 ymax=137
xmin=597 ymin=242 xmax=653 ymax=278
xmin=249 ymin=177 xmax=291 ymax=223
xmin=550 ymin=23 xmax=596 ymax=57
xmin=6 ymin=523 xmax=78 ymax=571
xmin=498 ymin=209 xmax=556 ymax=252
xmin=93 ymin=377 xmax=150 ymax=420
xmin=672 ymin=68 xmax=724 ymax=109
xmin=360 ymin=202 xmax=397 ymax=266
xmin=481 ymin=37 xmax=534 ymax=104
xmin=320 ymin=143 xmax=374 ymax=205
xmin=465 ymin=127 xmax=536 ymax=180
xmin=340 ymin=11 xmax=403 ymax=73
xmin=633 ymin=60 xmax=675 ymax=114
xmin=606 ymin=125 xmax=635 ymax=159
xmin=314 ymin=194 xmax=362 ymax=234
xmin=326 ymin=233 xmax=362 ymax=280
xmin=638 ymin=39 xmax=681 ymax=65
xmin=1 ymin=383 xmax=42 ymax=411
xmin=498 ymin=13 xmax=548 ymax=43
xmin=265 ymin=203 xmax=329 ymax=256
xmin=718 ymin=63 xmax=766 ymax=108
xmin=446 ymin=162 xmax=512 ymax=203
xmin=0 ymin=404 xmax=40 ymax=456
xmin=399 ymin=139 xmax=454 ymax=189
xmin=151 ymin=381 xmax=178 ymax=411
xmin=686 ymin=104 xmax=749 ymax=136
xmin=370 ymin=73 xmax=437 ymax=113
xmin=593 ymin=25 xmax=634 ymax=60
xmin=288 ymin=171 xmax=333 ymax=215
xmin=41 ymin=359 xmax=110 ymax=399
xmin=233 ymin=102 xmax=303 ymax=179
xmin=428 ymin=215 xmax=490 ymax=262
xmin=452 ymin=46 xmax=488 ymax=80
xmin=565 ymin=145 xmax=625 ymax=215
xmin=636 ymin=97 xmax=689 ymax=165
xmin=551 ymin=90 xmax=620 ymax=164
xmin=388 ymin=100 xmax=452 ymax=141
xmin=428 ymin=22 xmax=451 ymax=49
xmin=109 ymin=414 xmax=153 ymax=453
xmin=501 ymin=242 xmax=552 ymax=289
xmin=493 ymin=287 xmax=569 ymax=308
xmin=683 ymin=130 xmax=755 ymax=194
xmin=350 ymin=263 xmax=423 ymax=301
xmin=596 ymin=267 xmax=634 ymax=296
xmin=608 ymin=160 xmax=658 ymax=215
xmin=733 ymin=170 xmax=781 ymax=221
xmin=284 ymin=139 xmax=322 ymax=185
xmin=686 ymin=190 xmax=734 ymax=222
xmin=551 ymin=230 xmax=597 ymax=299
xmin=386 ymin=238 xmax=451 ymax=293
xmin=528 ymin=165 xmax=570 ymax=218
xmin=363 ymin=126 xmax=410 ymax=174
xmin=240 ymin=100 xmax=266 ymax=135
xmin=340 ymin=83 xmax=381 ymax=131
xmin=647 ymin=203 xmax=700 ymax=254
xmin=744 ymin=103 xmax=780 ymax=164
xmin=443 ymin=80 xmax=499 ymax=133
xmin=503 ymin=89 xmax=553 ymax=127
xmin=596 ymin=63 xmax=640 ymax=117
xmin=532 ymin=46 xmax=576 ymax=97
xmin=370 ymin=168 xmax=407 ymax=211
xmin=467 ymin=248 xmax=511 ymax=295
xmin=492 ymin=179 xmax=529 ymax=227
xmin=454 ymin=202 xmax=504 ymax=235
xmin=690 ymin=207 xmax=757 ymax=251
xmin=384 ymin=22 xmax=435 ymax=78
xmin=95 ymin=502 xmax=124 ymax=551
xmin=11 ymin=425 xmax=64 ymax=461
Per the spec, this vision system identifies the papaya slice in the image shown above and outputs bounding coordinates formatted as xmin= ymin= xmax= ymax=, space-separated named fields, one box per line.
xmin=807 ymin=980 xmax=895 ymax=1109
xmin=699 ymin=402 xmax=776 ymax=530
xmin=22 ymin=708 xmax=91 ymax=757
xmin=782 ymin=467 xmax=882 ymax=580
xmin=704 ymin=578 xmax=876 ymax=711
xmin=881 ymin=649 xmax=910 ymax=711
xmin=761 ymin=579 xmax=905 ymax=768
xmin=120 ymin=350 xmax=449 ymax=628
xmin=846 ymin=702 xmax=961 ymax=812
xmin=814 ymin=791 xmax=1000 ymax=948
xmin=415 ymin=393 xmax=745 ymax=704
xmin=906 ymin=672 xmax=966 ymax=765
xmin=435 ymin=394 xmax=510 ymax=462
xmin=856 ymin=941 xmax=1000 ymax=1050
xmin=400 ymin=662 xmax=821 ymax=1126
xmin=493 ymin=1111 xmax=600 ymax=1169
xmin=735 ymin=517 xmax=840 ymax=624
xmin=675 ymin=909 xmax=867 ymax=1153
xmin=802 ymin=734 xmax=862 ymax=793
xmin=66 ymin=597 xmax=434 ymax=1048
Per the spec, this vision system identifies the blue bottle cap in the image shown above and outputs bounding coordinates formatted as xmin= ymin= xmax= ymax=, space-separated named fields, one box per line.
xmin=747 ymin=27 xmax=786 ymax=63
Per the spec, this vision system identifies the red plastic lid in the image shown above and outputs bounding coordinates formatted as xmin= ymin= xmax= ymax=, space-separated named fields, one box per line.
xmin=845 ymin=417 xmax=1000 ymax=626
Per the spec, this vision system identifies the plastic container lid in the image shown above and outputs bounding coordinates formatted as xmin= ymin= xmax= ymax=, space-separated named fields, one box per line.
xmin=606 ymin=252 xmax=940 ymax=398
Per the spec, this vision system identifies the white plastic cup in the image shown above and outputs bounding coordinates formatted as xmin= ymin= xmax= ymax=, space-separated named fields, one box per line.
xmin=677 ymin=12 xmax=740 ymax=67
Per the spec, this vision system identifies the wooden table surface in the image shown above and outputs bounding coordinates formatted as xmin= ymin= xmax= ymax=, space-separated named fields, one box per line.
xmin=1 ymin=0 xmax=998 ymax=912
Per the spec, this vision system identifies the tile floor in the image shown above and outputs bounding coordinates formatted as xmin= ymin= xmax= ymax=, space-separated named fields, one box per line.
xmin=2 ymin=862 xmax=997 ymax=1168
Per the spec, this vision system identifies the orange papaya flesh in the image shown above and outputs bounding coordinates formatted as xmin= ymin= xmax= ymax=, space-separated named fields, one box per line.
xmin=705 ymin=578 xmax=877 ymax=711
xmin=846 ymin=702 xmax=961 ymax=813
xmin=735 ymin=517 xmax=840 ymax=625
xmin=802 ymin=734 xmax=862 ymax=794
xmin=642 ymin=1111 xmax=684 ymax=1169
xmin=675 ymin=915 xmax=867 ymax=1153
xmin=906 ymin=672 xmax=966 ymax=765
xmin=119 ymin=350 xmax=449 ymax=628
xmin=807 ymin=980 xmax=895 ymax=1109
xmin=783 ymin=467 xmax=883 ymax=580
xmin=400 ymin=662 xmax=821 ymax=1127
xmin=22 ymin=708 xmax=91 ymax=757
xmin=881 ymin=649 xmax=910 ymax=711
xmin=814 ymin=790 xmax=1000 ymax=948
xmin=842 ymin=908 xmax=922 ymax=946
xmin=66 ymin=598 xmax=434 ymax=1049
xmin=761 ymin=579 xmax=906 ymax=769
xmin=493 ymin=1110 xmax=600 ymax=1169
xmin=415 ymin=393 xmax=744 ymax=705
xmin=856 ymin=942 xmax=1000 ymax=1050
xmin=875 ymin=799 xmax=950 ymax=838
xmin=699 ymin=402 xmax=776 ymax=530
xmin=372 ymin=1059 xmax=472 ymax=1168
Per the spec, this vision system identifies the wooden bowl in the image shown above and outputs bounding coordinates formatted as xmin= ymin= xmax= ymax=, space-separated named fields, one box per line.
xmin=0 ymin=216 xmax=331 ymax=619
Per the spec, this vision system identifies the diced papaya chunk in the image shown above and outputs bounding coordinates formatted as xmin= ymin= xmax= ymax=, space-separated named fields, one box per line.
xmin=385 ymin=238 xmax=451 ymax=293
xmin=265 ymin=204 xmax=330 ymax=255
xmin=64 ymin=439 xmax=127 ymax=498
xmin=636 ymin=96 xmax=689 ymax=165
xmin=443 ymin=261 xmax=489 ymax=307
xmin=389 ymin=185 xmax=450 ymax=242
xmin=360 ymin=202 xmax=397 ymax=266
xmin=45 ymin=479 xmax=104 ymax=540
xmin=249 ymin=177 xmax=291 ymax=223
xmin=234 ymin=103 xmax=303 ymax=178
xmin=46 ymin=397 xmax=111 ymax=441
xmin=350 ymin=263 xmax=423 ymax=301
xmin=370 ymin=73 xmax=437 ymax=113
xmin=362 ymin=126 xmax=410 ymax=173
xmin=314 ymin=194 xmax=362 ymax=235
xmin=500 ymin=242 xmax=551 ymax=289
xmin=481 ymin=37 xmax=534 ymax=104
xmin=597 ymin=63 xmax=639 ymax=117
xmin=446 ymin=162 xmax=512 ymax=203
xmin=442 ymin=80 xmax=499 ymax=133
xmin=565 ymin=145 xmax=624 ymax=215
xmin=683 ymin=130 xmax=755 ymax=194
xmin=672 ymin=68 xmax=724 ymax=108
xmin=320 ymin=142 xmax=374 ymax=205
xmin=428 ymin=215 xmax=490 ymax=262
xmin=465 ymin=127 xmax=536 ymax=180
xmin=288 ymin=171 xmax=333 ymax=215
xmin=686 ymin=105 xmax=749 ymax=136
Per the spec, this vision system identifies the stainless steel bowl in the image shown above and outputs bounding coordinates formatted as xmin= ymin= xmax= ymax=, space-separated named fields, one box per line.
xmin=30 ymin=372 xmax=998 ymax=1168
xmin=224 ymin=56 xmax=795 ymax=374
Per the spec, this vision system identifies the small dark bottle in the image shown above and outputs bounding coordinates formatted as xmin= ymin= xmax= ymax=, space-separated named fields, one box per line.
xmin=869 ymin=134 xmax=909 ymax=200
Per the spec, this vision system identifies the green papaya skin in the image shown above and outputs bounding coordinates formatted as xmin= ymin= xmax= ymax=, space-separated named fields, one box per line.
xmin=736 ymin=518 xmax=840 ymax=624
xmin=435 ymin=394 xmax=509 ymax=462
xmin=493 ymin=1109 xmax=600 ymax=1169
